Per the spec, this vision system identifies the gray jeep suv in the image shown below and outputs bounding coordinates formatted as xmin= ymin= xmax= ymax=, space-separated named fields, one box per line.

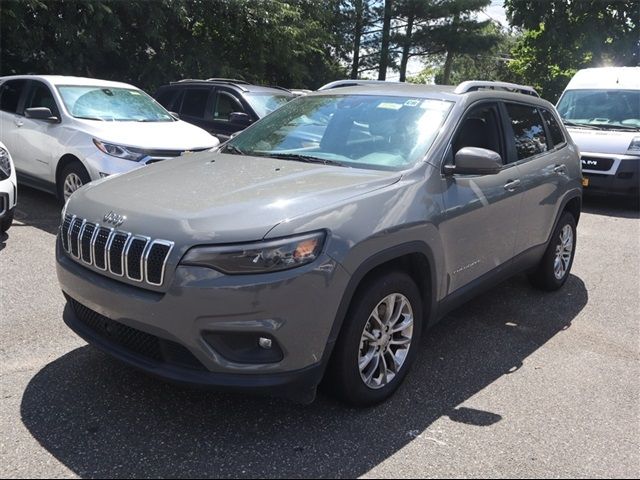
xmin=56 ymin=80 xmax=582 ymax=406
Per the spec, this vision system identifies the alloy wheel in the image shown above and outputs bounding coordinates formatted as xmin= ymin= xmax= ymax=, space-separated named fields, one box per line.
xmin=358 ymin=293 xmax=414 ymax=390
xmin=553 ymin=224 xmax=573 ymax=280
xmin=63 ymin=173 xmax=84 ymax=200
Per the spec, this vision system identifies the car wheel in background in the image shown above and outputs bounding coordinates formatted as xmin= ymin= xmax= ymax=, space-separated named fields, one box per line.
xmin=58 ymin=162 xmax=91 ymax=202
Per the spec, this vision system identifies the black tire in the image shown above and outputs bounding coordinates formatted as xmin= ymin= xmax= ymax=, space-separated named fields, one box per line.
xmin=57 ymin=161 xmax=91 ymax=203
xmin=325 ymin=271 xmax=423 ymax=407
xmin=529 ymin=212 xmax=577 ymax=291
xmin=1 ymin=207 xmax=14 ymax=233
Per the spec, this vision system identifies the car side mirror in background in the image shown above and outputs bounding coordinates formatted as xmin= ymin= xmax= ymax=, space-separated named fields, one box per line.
xmin=229 ymin=112 xmax=252 ymax=127
xmin=445 ymin=147 xmax=503 ymax=175
xmin=24 ymin=107 xmax=60 ymax=123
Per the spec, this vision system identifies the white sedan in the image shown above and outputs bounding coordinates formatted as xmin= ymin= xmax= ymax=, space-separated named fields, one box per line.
xmin=0 ymin=141 xmax=17 ymax=233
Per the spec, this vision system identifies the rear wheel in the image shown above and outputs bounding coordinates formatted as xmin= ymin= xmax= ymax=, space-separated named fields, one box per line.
xmin=1 ymin=207 xmax=14 ymax=233
xmin=326 ymin=271 xmax=423 ymax=407
xmin=529 ymin=212 xmax=577 ymax=291
xmin=57 ymin=162 xmax=91 ymax=202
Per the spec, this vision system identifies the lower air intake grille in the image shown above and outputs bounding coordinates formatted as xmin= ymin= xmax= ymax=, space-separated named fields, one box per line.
xmin=70 ymin=298 xmax=206 ymax=370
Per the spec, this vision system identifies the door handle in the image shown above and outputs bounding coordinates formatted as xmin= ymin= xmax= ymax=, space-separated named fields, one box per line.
xmin=553 ymin=164 xmax=567 ymax=174
xmin=504 ymin=179 xmax=521 ymax=192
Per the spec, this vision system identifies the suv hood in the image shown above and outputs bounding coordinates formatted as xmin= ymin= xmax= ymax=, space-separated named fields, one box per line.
xmin=76 ymin=119 xmax=217 ymax=150
xmin=567 ymin=127 xmax=638 ymax=156
xmin=68 ymin=153 xmax=401 ymax=244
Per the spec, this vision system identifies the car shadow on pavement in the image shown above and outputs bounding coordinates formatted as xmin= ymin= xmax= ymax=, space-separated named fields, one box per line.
xmin=581 ymin=195 xmax=639 ymax=219
xmin=12 ymin=186 xmax=62 ymax=236
xmin=20 ymin=274 xmax=588 ymax=478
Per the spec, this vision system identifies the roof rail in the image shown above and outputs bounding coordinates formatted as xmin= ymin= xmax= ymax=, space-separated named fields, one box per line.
xmin=206 ymin=78 xmax=250 ymax=85
xmin=455 ymin=81 xmax=540 ymax=97
xmin=318 ymin=79 xmax=407 ymax=91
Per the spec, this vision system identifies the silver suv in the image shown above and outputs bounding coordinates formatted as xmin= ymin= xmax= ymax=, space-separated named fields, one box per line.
xmin=56 ymin=81 xmax=582 ymax=406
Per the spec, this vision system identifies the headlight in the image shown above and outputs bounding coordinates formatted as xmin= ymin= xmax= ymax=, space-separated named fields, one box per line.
xmin=93 ymin=139 xmax=147 ymax=162
xmin=627 ymin=137 xmax=640 ymax=155
xmin=0 ymin=146 xmax=12 ymax=180
xmin=181 ymin=231 xmax=326 ymax=274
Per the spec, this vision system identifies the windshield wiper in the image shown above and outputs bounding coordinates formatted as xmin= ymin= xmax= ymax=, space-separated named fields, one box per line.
xmin=562 ymin=120 xmax=602 ymax=130
xmin=260 ymin=153 xmax=346 ymax=167
xmin=591 ymin=123 xmax=640 ymax=131
xmin=223 ymin=144 xmax=245 ymax=155
xmin=75 ymin=116 xmax=105 ymax=121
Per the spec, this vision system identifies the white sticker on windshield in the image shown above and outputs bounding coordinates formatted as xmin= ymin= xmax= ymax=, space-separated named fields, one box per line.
xmin=421 ymin=99 xmax=451 ymax=110
xmin=377 ymin=102 xmax=403 ymax=110
xmin=129 ymin=91 xmax=141 ymax=96
xmin=404 ymin=99 xmax=421 ymax=107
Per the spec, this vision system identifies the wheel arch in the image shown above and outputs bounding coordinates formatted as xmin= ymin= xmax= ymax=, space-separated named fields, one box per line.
xmin=55 ymin=154 xmax=88 ymax=199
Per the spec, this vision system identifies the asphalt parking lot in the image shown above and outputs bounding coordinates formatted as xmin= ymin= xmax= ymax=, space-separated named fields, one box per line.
xmin=1 ymin=187 xmax=638 ymax=479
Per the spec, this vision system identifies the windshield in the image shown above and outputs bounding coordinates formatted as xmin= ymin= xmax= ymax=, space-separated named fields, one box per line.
xmin=557 ymin=89 xmax=640 ymax=130
xmin=57 ymin=86 xmax=174 ymax=122
xmin=245 ymin=92 xmax=292 ymax=117
xmin=225 ymin=95 xmax=454 ymax=171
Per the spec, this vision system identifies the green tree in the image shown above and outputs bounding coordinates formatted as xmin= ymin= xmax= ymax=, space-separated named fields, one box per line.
xmin=505 ymin=0 xmax=639 ymax=100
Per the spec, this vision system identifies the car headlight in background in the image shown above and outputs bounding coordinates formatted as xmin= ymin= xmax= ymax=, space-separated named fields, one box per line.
xmin=181 ymin=231 xmax=326 ymax=274
xmin=627 ymin=137 xmax=640 ymax=155
xmin=93 ymin=139 xmax=147 ymax=162
xmin=0 ymin=146 xmax=12 ymax=180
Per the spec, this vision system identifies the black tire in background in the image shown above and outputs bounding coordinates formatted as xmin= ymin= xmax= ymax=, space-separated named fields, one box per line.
xmin=57 ymin=161 xmax=91 ymax=203
xmin=529 ymin=211 xmax=577 ymax=291
xmin=324 ymin=271 xmax=423 ymax=407
xmin=1 ymin=207 xmax=14 ymax=233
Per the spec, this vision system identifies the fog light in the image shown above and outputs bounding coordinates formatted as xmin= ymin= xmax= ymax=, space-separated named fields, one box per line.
xmin=258 ymin=337 xmax=273 ymax=349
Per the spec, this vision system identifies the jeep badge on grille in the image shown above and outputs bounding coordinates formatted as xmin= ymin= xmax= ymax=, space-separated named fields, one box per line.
xmin=103 ymin=211 xmax=126 ymax=227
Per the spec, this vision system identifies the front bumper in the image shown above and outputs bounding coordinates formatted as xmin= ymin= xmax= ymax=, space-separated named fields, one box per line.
xmin=56 ymin=237 xmax=351 ymax=399
xmin=582 ymin=154 xmax=640 ymax=198
xmin=0 ymin=178 xmax=17 ymax=218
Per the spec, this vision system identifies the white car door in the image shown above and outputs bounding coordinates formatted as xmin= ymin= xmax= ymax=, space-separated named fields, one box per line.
xmin=16 ymin=80 xmax=63 ymax=183
xmin=0 ymin=79 xmax=28 ymax=172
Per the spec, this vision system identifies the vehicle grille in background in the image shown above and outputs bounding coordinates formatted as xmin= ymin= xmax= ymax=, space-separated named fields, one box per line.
xmin=70 ymin=298 xmax=206 ymax=371
xmin=60 ymin=215 xmax=174 ymax=287
xmin=581 ymin=156 xmax=614 ymax=172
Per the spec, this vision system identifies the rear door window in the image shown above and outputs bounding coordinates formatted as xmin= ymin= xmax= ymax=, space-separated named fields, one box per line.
xmin=0 ymin=79 xmax=27 ymax=114
xmin=540 ymin=108 xmax=565 ymax=147
xmin=505 ymin=103 xmax=549 ymax=160
xmin=179 ymin=88 xmax=210 ymax=119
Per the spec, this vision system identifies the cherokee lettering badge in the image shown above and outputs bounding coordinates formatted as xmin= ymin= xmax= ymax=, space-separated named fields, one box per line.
xmin=103 ymin=211 xmax=126 ymax=227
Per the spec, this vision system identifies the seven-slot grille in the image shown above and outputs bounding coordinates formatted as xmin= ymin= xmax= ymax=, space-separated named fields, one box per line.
xmin=61 ymin=215 xmax=174 ymax=287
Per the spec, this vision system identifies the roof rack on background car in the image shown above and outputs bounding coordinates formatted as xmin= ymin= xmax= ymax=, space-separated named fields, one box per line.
xmin=318 ymin=79 xmax=407 ymax=90
xmin=205 ymin=78 xmax=250 ymax=84
xmin=454 ymin=81 xmax=540 ymax=97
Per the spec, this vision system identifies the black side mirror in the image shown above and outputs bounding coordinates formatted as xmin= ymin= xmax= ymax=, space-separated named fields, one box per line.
xmin=445 ymin=147 xmax=502 ymax=175
xmin=229 ymin=112 xmax=252 ymax=127
xmin=25 ymin=107 xmax=59 ymax=123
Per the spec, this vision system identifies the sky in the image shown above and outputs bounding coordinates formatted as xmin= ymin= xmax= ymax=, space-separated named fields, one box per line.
xmin=385 ymin=0 xmax=509 ymax=81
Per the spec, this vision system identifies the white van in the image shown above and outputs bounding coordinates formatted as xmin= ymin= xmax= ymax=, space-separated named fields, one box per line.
xmin=556 ymin=67 xmax=639 ymax=198
xmin=0 ymin=76 xmax=219 ymax=201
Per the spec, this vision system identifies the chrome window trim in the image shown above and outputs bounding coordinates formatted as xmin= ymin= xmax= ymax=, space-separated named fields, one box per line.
xmin=144 ymin=240 xmax=175 ymax=287
xmin=124 ymin=235 xmax=150 ymax=283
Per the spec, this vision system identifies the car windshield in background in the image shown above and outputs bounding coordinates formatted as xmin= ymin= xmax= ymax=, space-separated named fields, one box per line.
xmin=557 ymin=89 xmax=640 ymax=130
xmin=226 ymin=94 xmax=454 ymax=170
xmin=57 ymin=86 xmax=174 ymax=122
xmin=245 ymin=93 xmax=292 ymax=118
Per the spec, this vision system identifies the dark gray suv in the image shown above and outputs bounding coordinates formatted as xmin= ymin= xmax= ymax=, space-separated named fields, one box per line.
xmin=56 ymin=80 xmax=582 ymax=406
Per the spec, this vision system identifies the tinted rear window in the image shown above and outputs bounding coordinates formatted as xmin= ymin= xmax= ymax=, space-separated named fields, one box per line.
xmin=155 ymin=89 xmax=179 ymax=110
xmin=180 ymin=89 xmax=210 ymax=118
xmin=0 ymin=79 xmax=27 ymax=114
xmin=505 ymin=103 xmax=549 ymax=160
xmin=540 ymin=108 xmax=565 ymax=147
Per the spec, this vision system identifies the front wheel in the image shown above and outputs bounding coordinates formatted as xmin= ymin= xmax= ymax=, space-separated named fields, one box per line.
xmin=529 ymin=212 xmax=577 ymax=291
xmin=57 ymin=162 xmax=91 ymax=202
xmin=325 ymin=271 xmax=423 ymax=407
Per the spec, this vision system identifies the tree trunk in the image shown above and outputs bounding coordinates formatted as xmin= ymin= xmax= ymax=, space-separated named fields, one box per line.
xmin=350 ymin=0 xmax=364 ymax=79
xmin=378 ymin=0 xmax=393 ymax=80
xmin=442 ymin=50 xmax=454 ymax=85
xmin=399 ymin=12 xmax=414 ymax=82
